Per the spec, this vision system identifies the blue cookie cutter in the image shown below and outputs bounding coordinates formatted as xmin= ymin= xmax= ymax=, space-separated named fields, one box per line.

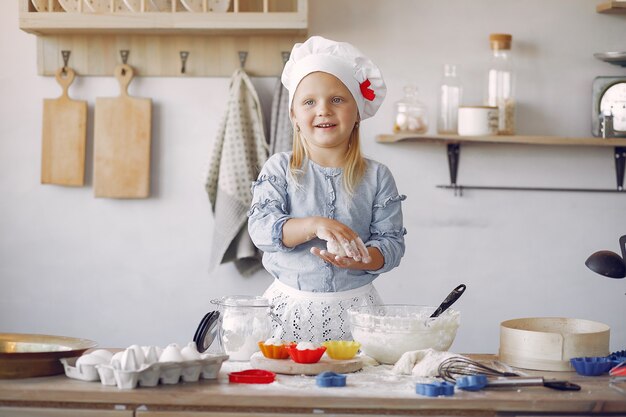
xmin=455 ymin=374 xmax=488 ymax=391
xmin=415 ymin=381 xmax=455 ymax=397
xmin=316 ymin=371 xmax=347 ymax=387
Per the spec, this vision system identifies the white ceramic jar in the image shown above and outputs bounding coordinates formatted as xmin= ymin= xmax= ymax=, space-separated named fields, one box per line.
xmin=457 ymin=106 xmax=498 ymax=136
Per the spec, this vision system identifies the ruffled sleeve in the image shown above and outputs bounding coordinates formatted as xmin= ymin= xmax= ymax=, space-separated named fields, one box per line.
xmin=247 ymin=153 xmax=294 ymax=253
xmin=365 ymin=164 xmax=407 ymax=274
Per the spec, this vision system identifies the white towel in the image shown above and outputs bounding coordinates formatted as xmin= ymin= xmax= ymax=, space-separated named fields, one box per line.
xmin=205 ymin=68 xmax=268 ymax=275
xmin=392 ymin=348 xmax=465 ymax=377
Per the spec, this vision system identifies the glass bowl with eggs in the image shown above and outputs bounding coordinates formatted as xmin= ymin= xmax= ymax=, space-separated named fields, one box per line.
xmin=347 ymin=305 xmax=460 ymax=364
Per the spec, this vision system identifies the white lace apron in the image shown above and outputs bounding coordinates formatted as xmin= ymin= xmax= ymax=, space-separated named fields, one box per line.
xmin=263 ymin=279 xmax=383 ymax=343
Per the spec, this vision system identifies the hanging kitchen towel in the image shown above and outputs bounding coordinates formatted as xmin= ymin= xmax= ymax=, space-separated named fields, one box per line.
xmin=205 ymin=68 xmax=268 ymax=276
xmin=268 ymin=77 xmax=293 ymax=155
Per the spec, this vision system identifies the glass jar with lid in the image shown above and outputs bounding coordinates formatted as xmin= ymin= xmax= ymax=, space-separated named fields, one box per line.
xmin=394 ymin=84 xmax=428 ymax=134
xmin=209 ymin=296 xmax=280 ymax=361
xmin=486 ymin=33 xmax=515 ymax=135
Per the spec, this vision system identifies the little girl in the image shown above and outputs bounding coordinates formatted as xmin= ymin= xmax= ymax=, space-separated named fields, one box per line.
xmin=247 ymin=36 xmax=406 ymax=343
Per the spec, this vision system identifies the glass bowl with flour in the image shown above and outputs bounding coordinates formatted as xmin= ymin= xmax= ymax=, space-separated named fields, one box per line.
xmin=347 ymin=305 xmax=460 ymax=365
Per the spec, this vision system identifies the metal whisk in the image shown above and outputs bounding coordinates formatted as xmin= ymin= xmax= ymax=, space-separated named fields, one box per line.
xmin=438 ymin=357 xmax=520 ymax=382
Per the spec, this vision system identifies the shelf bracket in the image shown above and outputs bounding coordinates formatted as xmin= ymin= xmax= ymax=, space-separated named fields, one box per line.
xmin=438 ymin=144 xmax=626 ymax=195
xmin=615 ymin=147 xmax=626 ymax=191
xmin=446 ymin=143 xmax=461 ymax=195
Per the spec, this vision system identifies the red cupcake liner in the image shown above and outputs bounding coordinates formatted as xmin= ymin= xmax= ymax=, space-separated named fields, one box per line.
xmin=285 ymin=345 xmax=326 ymax=364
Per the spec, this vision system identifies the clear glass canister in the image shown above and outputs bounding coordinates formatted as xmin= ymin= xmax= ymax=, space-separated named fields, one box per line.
xmin=211 ymin=296 xmax=278 ymax=361
xmin=394 ymin=85 xmax=428 ymax=134
xmin=486 ymin=33 xmax=515 ymax=135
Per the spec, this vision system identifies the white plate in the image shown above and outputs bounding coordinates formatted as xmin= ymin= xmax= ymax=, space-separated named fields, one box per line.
xmin=180 ymin=0 xmax=230 ymax=12
xmin=57 ymin=0 xmax=78 ymax=12
xmin=208 ymin=0 xmax=230 ymax=12
xmin=150 ymin=0 xmax=171 ymax=11
xmin=123 ymin=0 xmax=171 ymax=12
xmin=180 ymin=0 xmax=201 ymax=12
xmin=85 ymin=0 xmax=111 ymax=12
xmin=58 ymin=0 xmax=109 ymax=12
xmin=31 ymin=0 xmax=64 ymax=12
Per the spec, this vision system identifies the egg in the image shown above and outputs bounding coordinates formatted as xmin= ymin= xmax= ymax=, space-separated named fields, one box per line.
xmin=159 ymin=343 xmax=184 ymax=362
xmin=111 ymin=351 xmax=124 ymax=369
xmin=75 ymin=352 xmax=109 ymax=368
xmin=180 ymin=342 xmax=202 ymax=360
xmin=89 ymin=349 xmax=114 ymax=362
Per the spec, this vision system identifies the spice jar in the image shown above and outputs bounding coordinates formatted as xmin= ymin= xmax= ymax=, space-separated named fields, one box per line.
xmin=394 ymin=85 xmax=428 ymax=134
xmin=211 ymin=296 xmax=280 ymax=361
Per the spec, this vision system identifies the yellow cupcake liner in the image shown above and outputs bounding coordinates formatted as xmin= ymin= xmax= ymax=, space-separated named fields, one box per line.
xmin=321 ymin=340 xmax=361 ymax=360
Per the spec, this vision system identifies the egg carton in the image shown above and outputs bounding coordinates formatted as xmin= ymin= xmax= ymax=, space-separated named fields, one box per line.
xmin=61 ymin=354 xmax=229 ymax=389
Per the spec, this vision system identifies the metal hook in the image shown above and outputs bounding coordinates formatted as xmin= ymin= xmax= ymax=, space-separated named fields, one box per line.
xmin=120 ymin=50 xmax=130 ymax=65
xmin=61 ymin=50 xmax=71 ymax=75
xmin=180 ymin=51 xmax=189 ymax=74
xmin=238 ymin=51 xmax=248 ymax=69
xmin=281 ymin=51 xmax=290 ymax=66
xmin=119 ymin=50 xmax=130 ymax=76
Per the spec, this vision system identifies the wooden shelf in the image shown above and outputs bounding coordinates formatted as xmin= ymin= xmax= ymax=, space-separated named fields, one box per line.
xmin=376 ymin=133 xmax=626 ymax=194
xmin=597 ymin=1 xmax=626 ymax=13
xmin=376 ymin=133 xmax=626 ymax=147
xmin=18 ymin=0 xmax=308 ymax=76
xmin=19 ymin=10 xmax=307 ymax=36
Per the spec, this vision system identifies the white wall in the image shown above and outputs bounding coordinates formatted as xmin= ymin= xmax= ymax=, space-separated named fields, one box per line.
xmin=1 ymin=0 xmax=625 ymax=354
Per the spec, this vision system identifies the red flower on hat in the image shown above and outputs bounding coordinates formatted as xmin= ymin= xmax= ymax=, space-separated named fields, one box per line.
xmin=360 ymin=79 xmax=376 ymax=101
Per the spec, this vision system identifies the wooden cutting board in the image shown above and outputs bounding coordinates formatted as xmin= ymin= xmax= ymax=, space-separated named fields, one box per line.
xmin=41 ymin=67 xmax=87 ymax=186
xmin=94 ymin=64 xmax=152 ymax=198
xmin=249 ymin=351 xmax=363 ymax=375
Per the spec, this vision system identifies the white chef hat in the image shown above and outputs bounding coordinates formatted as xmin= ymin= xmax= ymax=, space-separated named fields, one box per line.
xmin=281 ymin=36 xmax=386 ymax=120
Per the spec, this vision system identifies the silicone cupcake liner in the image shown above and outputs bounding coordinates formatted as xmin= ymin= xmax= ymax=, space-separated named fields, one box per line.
xmin=286 ymin=345 xmax=326 ymax=364
xmin=258 ymin=341 xmax=291 ymax=360
xmin=608 ymin=350 xmax=626 ymax=362
xmin=570 ymin=357 xmax=616 ymax=376
xmin=321 ymin=341 xmax=360 ymax=360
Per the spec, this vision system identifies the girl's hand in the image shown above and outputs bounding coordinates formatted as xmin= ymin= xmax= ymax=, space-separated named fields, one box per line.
xmin=310 ymin=246 xmax=369 ymax=269
xmin=310 ymin=217 xmax=370 ymax=263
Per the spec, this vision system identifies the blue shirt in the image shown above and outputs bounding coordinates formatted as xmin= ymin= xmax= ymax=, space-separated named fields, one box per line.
xmin=247 ymin=152 xmax=406 ymax=292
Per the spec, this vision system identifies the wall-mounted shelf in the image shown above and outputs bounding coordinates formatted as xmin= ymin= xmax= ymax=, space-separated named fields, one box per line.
xmin=596 ymin=1 xmax=626 ymax=13
xmin=18 ymin=0 xmax=307 ymax=76
xmin=376 ymin=133 xmax=626 ymax=196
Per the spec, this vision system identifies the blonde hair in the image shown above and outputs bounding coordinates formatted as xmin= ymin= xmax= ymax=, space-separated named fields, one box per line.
xmin=289 ymin=125 xmax=367 ymax=195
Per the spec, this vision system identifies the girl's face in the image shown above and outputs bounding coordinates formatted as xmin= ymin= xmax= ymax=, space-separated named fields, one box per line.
xmin=291 ymin=72 xmax=359 ymax=155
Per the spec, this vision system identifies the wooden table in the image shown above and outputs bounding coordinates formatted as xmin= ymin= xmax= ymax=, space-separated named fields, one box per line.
xmin=0 ymin=355 xmax=625 ymax=417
